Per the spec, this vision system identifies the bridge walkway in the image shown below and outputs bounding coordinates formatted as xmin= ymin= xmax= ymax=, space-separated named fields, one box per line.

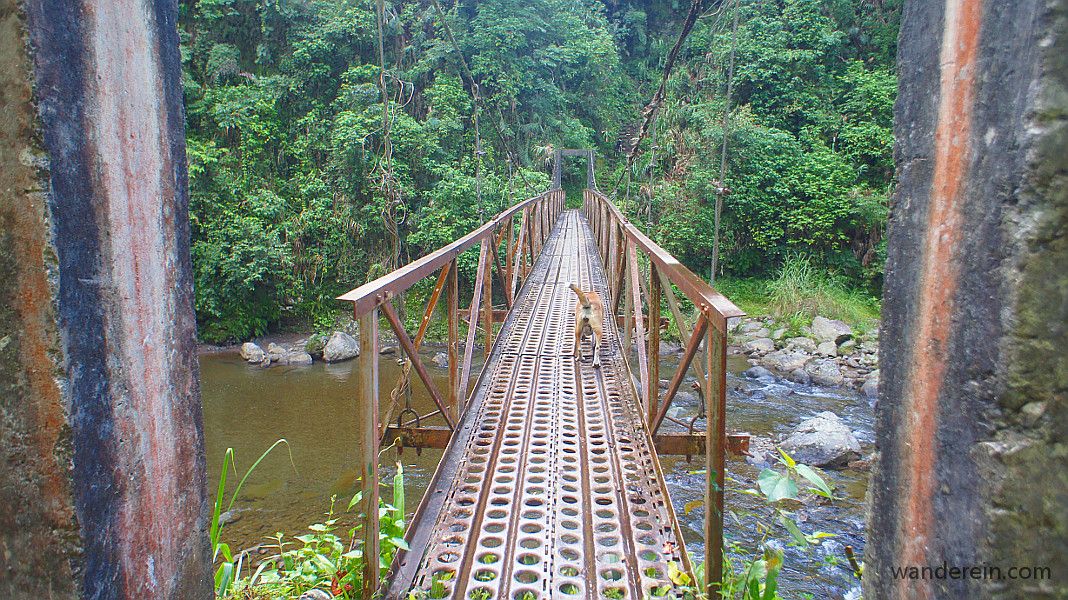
xmin=388 ymin=209 xmax=693 ymax=599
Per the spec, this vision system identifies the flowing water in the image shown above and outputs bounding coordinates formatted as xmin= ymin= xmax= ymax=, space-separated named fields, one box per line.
xmin=201 ymin=342 xmax=870 ymax=599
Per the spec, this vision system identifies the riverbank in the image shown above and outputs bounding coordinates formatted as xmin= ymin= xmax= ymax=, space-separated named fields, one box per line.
xmin=202 ymin=311 xmax=880 ymax=400
xmin=727 ymin=314 xmax=880 ymax=401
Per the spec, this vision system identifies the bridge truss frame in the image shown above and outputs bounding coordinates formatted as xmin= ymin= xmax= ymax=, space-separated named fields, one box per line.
xmin=338 ymin=174 xmax=744 ymax=597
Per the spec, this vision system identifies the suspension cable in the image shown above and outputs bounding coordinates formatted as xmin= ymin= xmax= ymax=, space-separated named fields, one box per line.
xmin=429 ymin=0 xmax=540 ymax=198
xmin=710 ymin=0 xmax=739 ymax=285
xmin=611 ymin=0 xmax=720 ymax=197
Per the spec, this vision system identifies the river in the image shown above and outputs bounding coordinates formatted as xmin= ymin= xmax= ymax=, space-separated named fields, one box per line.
xmin=200 ymin=341 xmax=870 ymax=599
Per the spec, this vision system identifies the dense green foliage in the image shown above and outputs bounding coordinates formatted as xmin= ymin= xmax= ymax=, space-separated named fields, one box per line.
xmin=180 ymin=0 xmax=899 ymax=342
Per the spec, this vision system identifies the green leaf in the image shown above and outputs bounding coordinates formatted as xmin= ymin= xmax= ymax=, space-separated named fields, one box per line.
xmin=777 ymin=447 xmax=796 ymax=469
xmin=215 ymin=562 xmax=234 ymax=596
xmin=684 ymin=499 xmax=704 ymax=515
xmin=781 ymin=516 xmax=809 ymax=546
xmin=757 ymin=469 xmax=798 ymax=503
xmin=668 ymin=561 xmax=691 ymax=586
xmin=389 ymin=536 xmax=411 ymax=551
xmin=795 ymin=464 xmax=833 ymax=498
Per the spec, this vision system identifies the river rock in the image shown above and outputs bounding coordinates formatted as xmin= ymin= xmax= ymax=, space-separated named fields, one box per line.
xmin=286 ymin=351 xmax=313 ymax=366
xmin=299 ymin=591 xmax=332 ymax=600
xmin=265 ymin=343 xmax=288 ymax=363
xmin=862 ymin=370 xmax=879 ymax=400
xmin=659 ymin=341 xmax=683 ymax=355
xmin=744 ymin=365 xmax=774 ymax=380
xmin=738 ymin=320 xmax=765 ymax=334
xmin=811 ymin=316 xmax=853 ymax=344
xmin=432 ymin=352 xmax=449 ymax=368
xmin=760 ymin=349 xmax=812 ymax=374
xmin=805 ymin=358 xmax=844 ymax=386
xmin=240 ymin=342 xmax=265 ymax=363
xmin=304 ymin=334 xmax=327 ymax=359
xmin=816 ymin=340 xmax=838 ymax=357
xmin=838 ymin=339 xmax=857 ymax=354
xmin=218 ymin=509 xmax=242 ymax=526
xmin=323 ymin=331 xmax=359 ymax=363
xmin=787 ymin=368 xmax=811 ymax=385
xmin=785 ymin=337 xmax=817 ymax=353
xmin=380 ymin=345 xmax=398 ymax=355
xmin=741 ymin=337 xmax=775 ymax=355
xmin=771 ymin=327 xmax=787 ymax=340
xmin=780 ymin=412 xmax=861 ymax=468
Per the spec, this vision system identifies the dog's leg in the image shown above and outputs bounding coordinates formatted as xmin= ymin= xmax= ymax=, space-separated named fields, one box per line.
xmin=574 ymin=319 xmax=585 ymax=360
xmin=592 ymin=325 xmax=602 ymax=368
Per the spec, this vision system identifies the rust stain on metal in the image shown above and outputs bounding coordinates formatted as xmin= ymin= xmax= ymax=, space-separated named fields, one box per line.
xmin=897 ymin=0 xmax=982 ymax=595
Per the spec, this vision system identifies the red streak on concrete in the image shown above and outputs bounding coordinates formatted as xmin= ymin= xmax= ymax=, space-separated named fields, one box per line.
xmin=897 ymin=0 xmax=982 ymax=597
xmin=88 ymin=0 xmax=190 ymax=594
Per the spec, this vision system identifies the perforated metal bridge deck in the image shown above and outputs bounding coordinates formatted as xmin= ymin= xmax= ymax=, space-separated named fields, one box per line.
xmin=389 ymin=210 xmax=691 ymax=599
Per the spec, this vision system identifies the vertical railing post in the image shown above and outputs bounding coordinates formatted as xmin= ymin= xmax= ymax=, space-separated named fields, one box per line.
xmin=505 ymin=215 xmax=514 ymax=290
xmin=356 ymin=307 xmax=380 ymax=598
xmin=447 ymin=258 xmax=459 ymax=422
xmin=628 ymin=244 xmax=649 ymax=409
xmin=647 ymin=264 xmax=661 ymax=427
xmin=622 ymin=258 xmax=633 ymax=354
xmin=704 ymin=316 xmax=727 ymax=595
xmin=526 ymin=205 xmax=537 ymax=273
xmin=459 ymin=240 xmax=488 ymax=410
xmin=512 ymin=209 xmax=527 ymax=295
xmin=483 ymin=237 xmax=494 ymax=357
xmin=542 ymin=195 xmax=549 ymax=240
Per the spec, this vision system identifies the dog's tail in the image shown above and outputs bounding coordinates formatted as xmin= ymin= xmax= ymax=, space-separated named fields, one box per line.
xmin=569 ymin=283 xmax=591 ymax=308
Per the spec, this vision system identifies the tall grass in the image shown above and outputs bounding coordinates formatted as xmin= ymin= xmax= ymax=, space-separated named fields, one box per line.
xmin=765 ymin=254 xmax=880 ymax=329
xmin=211 ymin=440 xmax=294 ymax=597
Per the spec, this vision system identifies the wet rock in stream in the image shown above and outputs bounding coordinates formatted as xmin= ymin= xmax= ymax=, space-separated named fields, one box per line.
xmin=780 ymin=411 xmax=861 ymax=468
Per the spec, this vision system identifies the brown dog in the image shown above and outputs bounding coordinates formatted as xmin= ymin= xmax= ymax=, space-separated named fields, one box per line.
xmin=569 ymin=283 xmax=604 ymax=368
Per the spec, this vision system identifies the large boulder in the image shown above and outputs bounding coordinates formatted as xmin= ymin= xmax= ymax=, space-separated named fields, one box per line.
xmin=741 ymin=337 xmax=775 ymax=355
xmin=760 ymin=349 xmax=812 ymax=374
xmin=240 ymin=342 xmax=265 ymax=363
xmin=805 ymin=358 xmax=844 ymax=386
xmin=787 ymin=368 xmax=811 ymax=385
xmin=285 ymin=351 xmax=313 ymax=366
xmin=743 ymin=365 xmax=775 ymax=381
xmin=816 ymin=340 xmax=838 ymax=357
xmin=780 ymin=412 xmax=861 ymax=468
xmin=304 ymin=334 xmax=327 ymax=360
xmin=811 ymin=316 xmax=853 ymax=344
xmin=323 ymin=331 xmax=359 ymax=363
xmin=785 ymin=337 xmax=817 ymax=353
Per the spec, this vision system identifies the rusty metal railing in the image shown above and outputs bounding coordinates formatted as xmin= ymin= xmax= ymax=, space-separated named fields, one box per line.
xmin=583 ymin=188 xmax=745 ymax=594
xmin=336 ymin=189 xmax=565 ymax=596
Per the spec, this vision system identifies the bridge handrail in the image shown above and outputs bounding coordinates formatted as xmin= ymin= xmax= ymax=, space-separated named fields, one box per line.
xmin=583 ymin=187 xmax=743 ymax=593
xmin=335 ymin=188 xmax=564 ymax=597
xmin=584 ymin=188 xmax=743 ymax=331
xmin=337 ymin=190 xmax=561 ymax=317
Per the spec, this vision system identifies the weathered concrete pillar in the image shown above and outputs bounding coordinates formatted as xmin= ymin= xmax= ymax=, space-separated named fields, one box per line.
xmin=867 ymin=0 xmax=1067 ymax=599
xmin=0 ymin=0 xmax=212 ymax=597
